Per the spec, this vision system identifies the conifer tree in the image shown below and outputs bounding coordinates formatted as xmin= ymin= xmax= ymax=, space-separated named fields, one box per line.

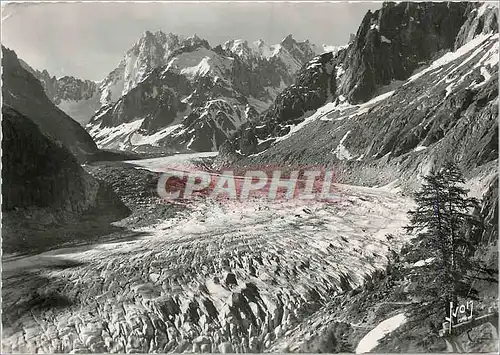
xmin=404 ymin=161 xmax=484 ymax=324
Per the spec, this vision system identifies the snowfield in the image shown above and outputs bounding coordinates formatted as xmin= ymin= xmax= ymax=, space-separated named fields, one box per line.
xmin=2 ymin=155 xmax=414 ymax=353
xmin=355 ymin=313 xmax=407 ymax=354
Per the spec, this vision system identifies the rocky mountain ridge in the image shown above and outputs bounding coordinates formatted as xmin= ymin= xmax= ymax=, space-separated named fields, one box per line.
xmin=1 ymin=46 xmax=99 ymax=162
xmin=1 ymin=105 xmax=130 ymax=253
xmin=35 ymin=69 xmax=99 ymax=104
xmin=31 ymin=70 xmax=101 ymax=126
xmin=84 ymin=32 xmax=329 ymax=152
xmin=221 ymin=35 xmax=337 ymax=73
xmin=216 ymin=2 xmax=498 ymax=192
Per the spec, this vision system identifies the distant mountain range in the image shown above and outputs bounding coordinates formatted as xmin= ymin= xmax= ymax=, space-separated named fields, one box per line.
xmin=27 ymin=32 xmax=337 ymax=152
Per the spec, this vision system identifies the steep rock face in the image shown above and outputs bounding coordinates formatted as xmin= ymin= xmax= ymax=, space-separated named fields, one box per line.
xmin=35 ymin=70 xmax=99 ymax=104
xmin=337 ymin=2 xmax=470 ymax=103
xmin=86 ymin=33 xmax=322 ymax=153
xmin=479 ymin=175 xmax=498 ymax=245
xmin=1 ymin=46 xmax=98 ymax=162
xmin=98 ymin=31 xmax=186 ymax=106
xmin=218 ymin=2 xmax=477 ymax=163
xmin=229 ymin=52 xmax=336 ymax=156
xmin=1 ymin=106 xmax=130 ymax=253
xmin=455 ymin=2 xmax=499 ymax=48
xmin=281 ymin=35 xmax=320 ymax=68
xmin=216 ymin=2 xmax=498 ymax=191
xmin=1 ymin=106 xmax=98 ymax=213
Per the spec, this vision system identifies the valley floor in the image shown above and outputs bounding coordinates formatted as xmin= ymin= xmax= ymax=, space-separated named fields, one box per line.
xmin=2 ymin=154 xmax=415 ymax=353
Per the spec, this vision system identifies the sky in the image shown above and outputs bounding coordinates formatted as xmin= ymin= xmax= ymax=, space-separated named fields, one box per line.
xmin=1 ymin=1 xmax=381 ymax=81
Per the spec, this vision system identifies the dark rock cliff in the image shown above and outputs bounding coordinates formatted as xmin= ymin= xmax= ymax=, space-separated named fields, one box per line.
xmin=337 ymin=2 xmax=470 ymax=103
xmin=227 ymin=52 xmax=336 ymax=156
xmin=2 ymin=106 xmax=128 ymax=215
xmin=2 ymin=46 xmax=98 ymax=162
xmin=2 ymin=106 xmax=130 ymax=253
xmin=479 ymin=175 xmax=498 ymax=245
xmin=1 ymin=106 xmax=96 ymax=212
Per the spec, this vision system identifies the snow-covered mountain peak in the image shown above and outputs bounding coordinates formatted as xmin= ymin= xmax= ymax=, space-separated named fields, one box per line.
xmin=221 ymin=35 xmax=333 ymax=71
xmin=129 ymin=30 xmax=180 ymax=57
xmin=183 ymin=34 xmax=210 ymax=48
xmin=163 ymin=46 xmax=233 ymax=81
xmin=224 ymin=39 xmax=248 ymax=49
xmin=97 ymin=32 xmax=331 ymax=107
xmin=223 ymin=39 xmax=260 ymax=60
xmin=86 ymin=31 xmax=324 ymax=153
xmin=36 ymin=31 xmax=324 ymax=138
xmin=98 ymin=31 xmax=193 ymax=106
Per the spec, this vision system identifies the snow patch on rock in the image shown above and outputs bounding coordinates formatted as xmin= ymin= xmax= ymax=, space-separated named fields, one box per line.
xmin=355 ymin=313 xmax=407 ymax=354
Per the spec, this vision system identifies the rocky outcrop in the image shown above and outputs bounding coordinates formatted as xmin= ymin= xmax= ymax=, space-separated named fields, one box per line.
xmin=455 ymin=2 xmax=499 ymax=48
xmin=281 ymin=35 xmax=320 ymax=69
xmin=1 ymin=46 xmax=98 ymax=162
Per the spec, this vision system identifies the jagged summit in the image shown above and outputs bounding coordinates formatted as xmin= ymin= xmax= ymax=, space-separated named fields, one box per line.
xmin=221 ymin=35 xmax=331 ymax=68
xmin=139 ymin=30 xmax=177 ymax=41
xmin=3 ymin=3 xmax=499 ymax=353
xmin=84 ymin=32 xmax=323 ymax=152
xmin=180 ymin=34 xmax=211 ymax=49
xmin=33 ymin=30 xmax=331 ymax=146
xmin=281 ymin=34 xmax=294 ymax=42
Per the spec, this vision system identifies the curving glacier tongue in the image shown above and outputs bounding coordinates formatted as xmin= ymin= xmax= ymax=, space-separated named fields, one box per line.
xmin=2 ymin=176 xmax=412 ymax=353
